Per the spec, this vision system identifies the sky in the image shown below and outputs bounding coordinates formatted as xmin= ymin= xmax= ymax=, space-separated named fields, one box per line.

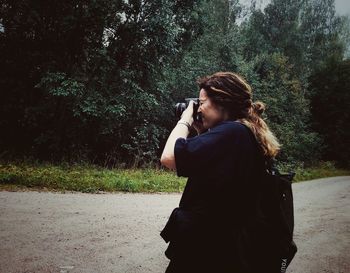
xmin=240 ymin=0 xmax=350 ymax=16
xmin=334 ymin=0 xmax=350 ymax=16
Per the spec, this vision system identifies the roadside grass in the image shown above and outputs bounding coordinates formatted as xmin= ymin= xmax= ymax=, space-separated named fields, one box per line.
xmin=0 ymin=161 xmax=349 ymax=193
xmin=278 ymin=161 xmax=350 ymax=183
xmin=0 ymin=162 xmax=186 ymax=193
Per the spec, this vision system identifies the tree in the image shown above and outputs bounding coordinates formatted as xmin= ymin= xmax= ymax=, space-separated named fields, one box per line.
xmin=0 ymin=0 xmax=349 ymax=167
xmin=239 ymin=53 xmax=322 ymax=165
xmin=0 ymin=0 xmax=199 ymax=165
xmin=309 ymin=58 xmax=350 ymax=167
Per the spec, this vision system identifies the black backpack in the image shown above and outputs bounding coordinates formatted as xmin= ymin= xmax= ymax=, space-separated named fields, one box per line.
xmin=236 ymin=158 xmax=298 ymax=273
xmin=263 ymin=160 xmax=298 ymax=272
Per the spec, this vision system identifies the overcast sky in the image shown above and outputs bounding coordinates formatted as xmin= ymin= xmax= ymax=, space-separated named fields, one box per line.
xmin=334 ymin=0 xmax=350 ymax=16
xmin=240 ymin=0 xmax=350 ymax=16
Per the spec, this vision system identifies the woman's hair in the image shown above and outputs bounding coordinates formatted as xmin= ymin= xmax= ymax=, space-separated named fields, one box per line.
xmin=197 ymin=71 xmax=281 ymax=159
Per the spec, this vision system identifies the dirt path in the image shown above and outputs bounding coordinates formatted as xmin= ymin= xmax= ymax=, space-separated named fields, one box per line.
xmin=288 ymin=176 xmax=350 ymax=273
xmin=0 ymin=176 xmax=349 ymax=273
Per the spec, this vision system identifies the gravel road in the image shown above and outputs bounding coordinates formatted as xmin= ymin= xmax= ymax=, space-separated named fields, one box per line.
xmin=0 ymin=176 xmax=349 ymax=273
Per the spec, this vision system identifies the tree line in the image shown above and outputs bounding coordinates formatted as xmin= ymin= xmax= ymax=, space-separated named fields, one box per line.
xmin=0 ymin=0 xmax=349 ymax=168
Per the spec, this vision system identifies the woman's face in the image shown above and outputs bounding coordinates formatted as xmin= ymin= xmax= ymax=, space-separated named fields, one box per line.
xmin=198 ymin=88 xmax=227 ymax=129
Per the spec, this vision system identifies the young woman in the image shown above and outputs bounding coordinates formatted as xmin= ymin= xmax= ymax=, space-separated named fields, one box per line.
xmin=160 ymin=72 xmax=281 ymax=273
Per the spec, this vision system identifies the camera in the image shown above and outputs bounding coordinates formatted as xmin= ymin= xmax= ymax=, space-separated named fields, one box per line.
xmin=174 ymin=98 xmax=202 ymax=122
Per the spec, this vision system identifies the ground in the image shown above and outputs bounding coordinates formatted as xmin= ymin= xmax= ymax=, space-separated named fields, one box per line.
xmin=0 ymin=176 xmax=349 ymax=273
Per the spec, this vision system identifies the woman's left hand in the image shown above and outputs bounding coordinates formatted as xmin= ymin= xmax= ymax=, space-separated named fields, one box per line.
xmin=193 ymin=120 xmax=206 ymax=135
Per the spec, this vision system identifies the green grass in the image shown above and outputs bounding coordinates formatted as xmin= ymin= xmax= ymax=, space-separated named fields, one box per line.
xmin=276 ymin=161 xmax=350 ymax=182
xmin=0 ymin=162 xmax=186 ymax=193
xmin=0 ymin=161 xmax=349 ymax=193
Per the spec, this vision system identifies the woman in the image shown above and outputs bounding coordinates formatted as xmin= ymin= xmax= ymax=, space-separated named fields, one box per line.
xmin=160 ymin=72 xmax=281 ymax=273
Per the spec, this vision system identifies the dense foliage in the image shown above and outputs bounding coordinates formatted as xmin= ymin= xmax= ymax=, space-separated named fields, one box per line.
xmin=309 ymin=58 xmax=350 ymax=167
xmin=0 ymin=0 xmax=349 ymax=167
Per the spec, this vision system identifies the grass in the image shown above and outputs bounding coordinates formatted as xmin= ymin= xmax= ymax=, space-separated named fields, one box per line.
xmin=0 ymin=161 xmax=349 ymax=193
xmin=292 ymin=161 xmax=350 ymax=182
xmin=0 ymin=162 xmax=186 ymax=193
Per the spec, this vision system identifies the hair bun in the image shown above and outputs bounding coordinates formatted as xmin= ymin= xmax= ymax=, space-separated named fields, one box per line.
xmin=252 ymin=101 xmax=265 ymax=115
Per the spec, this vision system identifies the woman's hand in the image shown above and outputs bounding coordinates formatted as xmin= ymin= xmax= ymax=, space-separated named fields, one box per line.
xmin=193 ymin=120 xmax=206 ymax=135
xmin=160 ymin=101 xmax=195 ymax=170
xmin=180 ymin=100 xmax=195 ymax=125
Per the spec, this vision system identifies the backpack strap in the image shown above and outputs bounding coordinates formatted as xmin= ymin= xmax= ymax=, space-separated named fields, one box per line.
xmin=265 ymin=157 xmax=280 ymax=175
xmin=239 ymin=122 xmax=278 ymax=173
xmin=239 ymin=121 xmax=277 ymax=175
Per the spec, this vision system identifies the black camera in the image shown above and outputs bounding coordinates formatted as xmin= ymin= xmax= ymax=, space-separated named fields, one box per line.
xmin=174 ymin=98 xmax=202 ymax=122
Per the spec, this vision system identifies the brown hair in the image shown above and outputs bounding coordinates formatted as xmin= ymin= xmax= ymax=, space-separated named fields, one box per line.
xmin=197 ymin=71 xmax=281 ymax=159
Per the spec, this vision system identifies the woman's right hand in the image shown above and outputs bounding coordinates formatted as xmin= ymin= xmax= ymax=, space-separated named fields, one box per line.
xmin=180 ymin=100 xmax=195 ymax=125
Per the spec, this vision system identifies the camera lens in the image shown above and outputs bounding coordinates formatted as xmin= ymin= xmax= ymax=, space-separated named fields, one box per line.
xmin=174 ymin=102 xmax=186 ymax=118
xmin=174 ymin=99 xmax=202 ymax=122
